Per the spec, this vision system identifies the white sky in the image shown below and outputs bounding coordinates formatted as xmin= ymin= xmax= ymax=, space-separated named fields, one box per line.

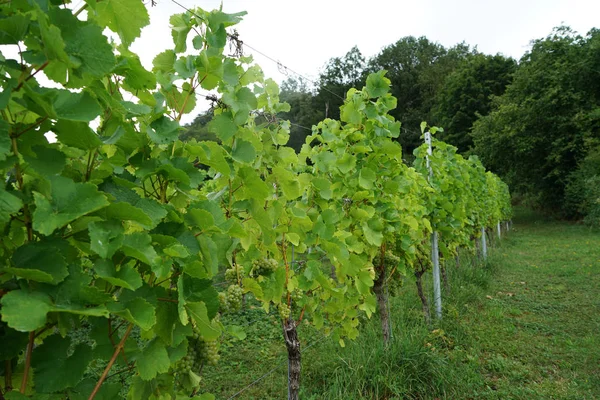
xmin=3 ymin=0 xmax=598 ymax=125
xmin=129 ymin=0 xmax=599 ymax=123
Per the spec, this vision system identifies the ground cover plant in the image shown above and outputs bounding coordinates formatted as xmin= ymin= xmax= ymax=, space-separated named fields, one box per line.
xmin=0 ymin=1 xmax=514 ymax=399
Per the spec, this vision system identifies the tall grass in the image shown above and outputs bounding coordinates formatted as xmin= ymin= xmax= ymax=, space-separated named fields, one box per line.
xmin=300 ymin=251 xmax=496 ymax=399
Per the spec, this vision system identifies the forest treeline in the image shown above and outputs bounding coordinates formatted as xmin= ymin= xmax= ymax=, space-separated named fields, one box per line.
xmin=183 ymin=26 xmax=600 ymax=224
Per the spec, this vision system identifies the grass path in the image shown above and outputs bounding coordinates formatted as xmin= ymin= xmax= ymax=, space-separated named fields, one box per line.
xmin=460 ymin=210 xmax=600 ymax=398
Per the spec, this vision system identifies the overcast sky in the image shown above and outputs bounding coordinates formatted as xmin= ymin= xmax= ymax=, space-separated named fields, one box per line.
xmin=126 ymin=0 xmax=599 ymax=123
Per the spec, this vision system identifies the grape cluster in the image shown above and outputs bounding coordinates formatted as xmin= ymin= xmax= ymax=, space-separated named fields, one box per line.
xmin=219 ymin=284 xmax=243 ymax=312
xmin=199 ymin=338 xmax=220 ymax=366
xmin=374 ymin=250 xmax=400 ymax=268
xmin=290 ymin=289 xmax=302 ymax=303
xmin=251 ymin=258 xmax=278 ymax=276
xmin=278 ymin=302 xmax=291 ymax=320
xmin=226 ymin=284 xmax=243 ymax=311
xmin=175 ymin=325 xmax=220 ymax=380
xmin=224 ymin=264 xmax=245 ymax=284
xmin=175 ymin=345 xmax=201 ymax=375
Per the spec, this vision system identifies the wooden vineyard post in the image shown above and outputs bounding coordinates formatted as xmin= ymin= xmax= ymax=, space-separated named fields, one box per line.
xmin=497 ymin=221 xmax=502 ymax=240
xmin=425 ymin=131 xmax=442 ymax=320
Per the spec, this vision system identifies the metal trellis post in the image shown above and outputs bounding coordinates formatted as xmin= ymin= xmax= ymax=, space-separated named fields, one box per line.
xmin=425 ymin=131 xmax=442 ymax=320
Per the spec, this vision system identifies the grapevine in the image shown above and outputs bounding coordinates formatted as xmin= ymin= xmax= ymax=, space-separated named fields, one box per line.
xmin=0 ymin=0 xmax=512 ymax=398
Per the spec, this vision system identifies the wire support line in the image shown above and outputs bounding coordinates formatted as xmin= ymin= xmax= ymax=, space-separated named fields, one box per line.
xmin=288 ymin=121 xmax=313 ymax=132
xmin=169 ymin=0 xmax=346 ymax=102
xmin=237 ymin=42 xmax=345 ymax=102
xmin=225 ymin=334 xmax=329 ymax=399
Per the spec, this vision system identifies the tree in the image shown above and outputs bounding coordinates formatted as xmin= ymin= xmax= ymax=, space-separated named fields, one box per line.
xmin=314 ymin=46 xmax=367 ymax=121
xmin=368 ymin=38 xmax=474 ymax=154
xmin=278 ymin=77 xmax=318 ymax=152
xmin=435 ymin=53 xmax=516 ymax=152
xmin=180 ymin=110 xmax=217 ymax=142
xmin=472 ymin=26 xmax=600 ymax=214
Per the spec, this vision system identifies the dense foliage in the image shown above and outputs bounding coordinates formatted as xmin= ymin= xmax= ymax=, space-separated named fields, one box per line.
xmin=0 ymin=1 xmax=511 ymax=399
xmin=472 ymin=27 xmax=600 ymax=220
xmin=277 ymin=26 xmax=598 ymax=223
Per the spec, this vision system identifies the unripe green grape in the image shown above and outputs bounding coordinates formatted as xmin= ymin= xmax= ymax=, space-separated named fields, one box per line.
xmin=225 ymin=264 xmax=245 ymax=283
xmin=218 ymin=292 xmax=229 ymax=312
xmin=278 ymin=302 xmax=291 ymax=320
xmin=226 ymin=284 xmax=243 ymax=311
xmin=290 ymin=289 xmax=302 ymax=302
xmin=252 ymin=258 xmax=278 ymax=276
xmin=199 ymin=338 xmax=220 ymax=366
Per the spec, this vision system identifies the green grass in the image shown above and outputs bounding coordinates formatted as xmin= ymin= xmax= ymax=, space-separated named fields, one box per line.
xmin=203 ymin=208 xmax=600 ymax=399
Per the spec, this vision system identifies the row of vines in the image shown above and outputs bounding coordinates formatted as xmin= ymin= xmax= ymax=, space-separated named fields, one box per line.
xmin=0 ymin=1 xmax=511 ymax=399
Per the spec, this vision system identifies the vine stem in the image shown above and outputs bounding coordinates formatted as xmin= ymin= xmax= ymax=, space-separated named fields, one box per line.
xmin=4 ymin=360 xmax=12 ymax=392
xmin=175 ymin=74 xmax=199 ymax=122
xmin=107 ymin=318 xmax=129 ymax=365
xmin=281 ymin=233 xmax=291 ymax=306
xmin=15 ymin=61 xmax=49 ymax=91
xmin=13 ymin=116 xmax=48 ymax=138
xmin=11 ymin=136 xmax=33 ymax=241
xmin=88 ymin=324 xmax=133 ymax=400
xmin=20 ymin=331 xmax=34 ymax=393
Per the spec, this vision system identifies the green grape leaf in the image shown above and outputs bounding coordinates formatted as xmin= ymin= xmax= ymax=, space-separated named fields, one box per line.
xmin=4 ymin=393 xmax=28 ymax=400
xmin=49 ymin=8 xmax=116 ymax=78
xmin=193 ymin=394 xmax=216 ymax=400
xmin=23 ymin=145 xmax=66 ymax=176
xmin=89 ymin=220 xmax=124 ymax=258
xmin=222 ymin=58 xmax=239 ymax=86
xmin=0 ymin=120 xmax=11 ymax=160
xmin=358 ymin=167 xmax=376 ymax=190
xmin=53 ymin=120 xmax=103 ymax=149
xmin=122 ymin=232 xmax=159 ymax=266
xmin=68 ymin=379 xmax=121 ymax=400
xmin=0 ymin=326 xmax=29 ymax=361
xmin=178 ymin=275 xmax=220 ymax=319
xmin=185 ymin=302 xmax=220 ymax=340
xmin=336 ymin=153 xmax=356 ymax=174
xmin=147 ymin=116 xmax=180 ymax=144
xmin=0 ymin=187 xmax=23 ymax=224
xmin=32 ymin=176 xmax=109 ymax=235
xmin=31 ymin=334 xmax=93 ymax=393
xmin=206 ymin=10 xmax=247 ymax=30
xmin=95 ymin=259 xmax=142 ymax=291
xmin=340 ymin=96 xmax=363 ymax=125
xmin=1 ymin=285 xmax=110 ymax=332
xmin=103 ymin=202 xmax=153 ymax=228
xmin=94 ymin=0 xmax=150 ymax=46
xmin=187 ymin=141 xmax=231 ymax=177
xmin=366 ymin=70 xmax=390 ymax=98
xmin=362 ymin=222 xmax=383 ymax=246
xmin=226 ymin=325 xmax=246 ymax=340
xmin=107 ymin=297 xmax=156 ymax=331
xmin=185 ymin=209 xmax=215 ymax=229
xmin=196 ymin=53 xmax=223 ymax=90
xmin=152 ymin=50 xmax=176 ymax=73
xmin=231 ymin=139 xmax=256 ymax=164
xmin=53 ymin=90 xmax=103 ymax=122
xmin=0 ymin=291 xmax=53 ymax=331
xmin=238 ymin=167 xmax=270 ymax=201
xmin=6 ymin=241 xmax=68 ymax=284
xmin=117 ymin=53 xmax=156 ymax=90
xmin=170 ymin=13 xmax=191 ymax=53
xmin=136 ymin=339 xmax=171 ymax=380
xmin=208 ymin=112 xmax=237 ymax=141
xmin=0 ymin=14 xmax=30 ymax=44
xmin=154 ymin=301 xmax=178 ymax=345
